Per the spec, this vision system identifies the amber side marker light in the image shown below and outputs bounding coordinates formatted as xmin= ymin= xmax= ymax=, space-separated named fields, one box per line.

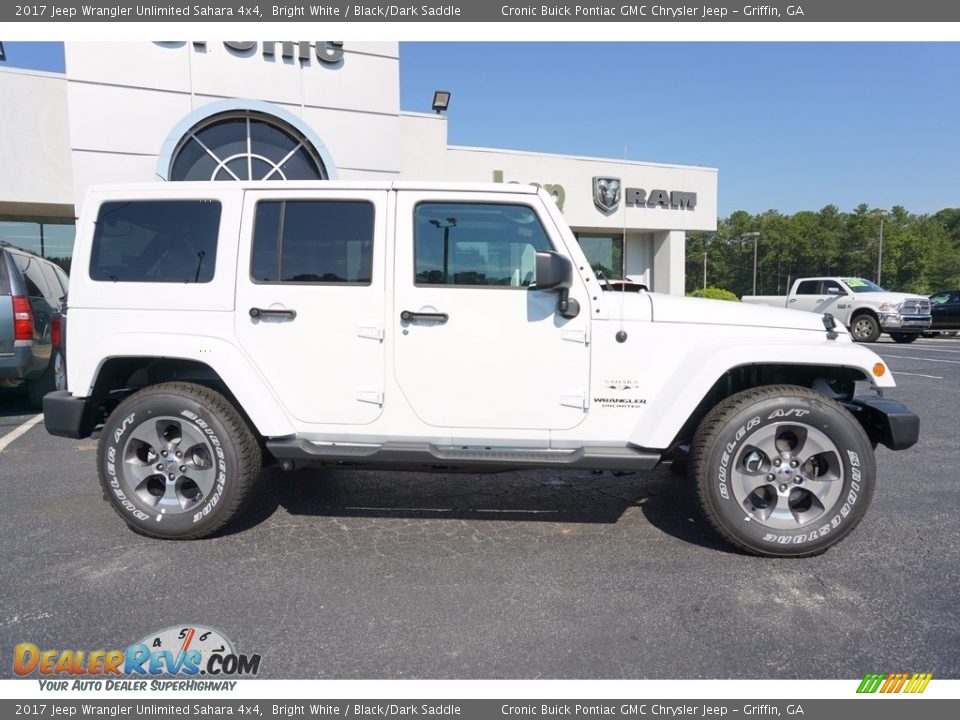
xmin=873 ymin=363 xmax=886 ymax=377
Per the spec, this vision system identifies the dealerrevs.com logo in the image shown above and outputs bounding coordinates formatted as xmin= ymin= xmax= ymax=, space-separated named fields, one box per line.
xmin=14 ymin=625 xmax=261 ymax=691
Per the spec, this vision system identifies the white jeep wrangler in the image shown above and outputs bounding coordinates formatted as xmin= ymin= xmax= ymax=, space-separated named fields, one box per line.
xmin=44 ymin=181 xmax=919 ymax=557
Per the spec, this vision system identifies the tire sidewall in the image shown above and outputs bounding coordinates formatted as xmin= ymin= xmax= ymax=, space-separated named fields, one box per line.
xmin=702 ymin=393 xmax=874 ymax=556
xmin=98 ymin=389 xmax=238 ymax=538
xmin=851 ymin=315 xmax=880 ymax=343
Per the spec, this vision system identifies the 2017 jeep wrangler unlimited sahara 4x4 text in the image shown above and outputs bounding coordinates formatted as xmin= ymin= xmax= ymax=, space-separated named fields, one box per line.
xmin=43 ymin=182 xmax=919 ymax=557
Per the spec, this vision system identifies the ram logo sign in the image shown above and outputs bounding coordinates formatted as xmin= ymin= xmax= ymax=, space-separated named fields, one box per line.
xmin=592 ymin=177 xmax=622 ymax=213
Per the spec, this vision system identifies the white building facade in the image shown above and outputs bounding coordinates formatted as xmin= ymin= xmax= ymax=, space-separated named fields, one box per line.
xmin=0 ymin=41 xmax=717 ymax=293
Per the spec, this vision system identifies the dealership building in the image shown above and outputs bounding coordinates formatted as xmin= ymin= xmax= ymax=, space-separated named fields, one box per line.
xmin=0 ymin=41 xmax=717 ymax=293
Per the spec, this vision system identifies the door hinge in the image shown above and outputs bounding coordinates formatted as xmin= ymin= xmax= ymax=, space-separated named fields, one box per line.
xmin=357 ymin=325 xmax=384 ymax=341
xmin=560 ymin=393 xmax=588 ymax=410
xmin=356 ymin=388 xmax=384 ymax=405
xmin=561 ymin=328 xmax=589 ymax=345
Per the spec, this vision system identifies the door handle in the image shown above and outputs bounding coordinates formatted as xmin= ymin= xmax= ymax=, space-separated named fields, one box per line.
xmin=788 ymin=298 xmax=796 ymax=303
xmin=250 ymin=307 xmax=297 ymax=319
xmin=400 ymin=310 xmax=448 ymax=323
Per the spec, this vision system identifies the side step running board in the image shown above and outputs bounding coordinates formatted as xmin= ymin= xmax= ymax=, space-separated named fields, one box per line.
xmin=265 ymin=439 xmax=662 ymax=473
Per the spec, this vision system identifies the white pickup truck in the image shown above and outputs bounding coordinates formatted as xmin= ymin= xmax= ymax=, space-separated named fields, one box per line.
xmin=42 ymin=182 xmax=919 ymax=557
xmin=743 ymin=277 xmax=932 ymax=343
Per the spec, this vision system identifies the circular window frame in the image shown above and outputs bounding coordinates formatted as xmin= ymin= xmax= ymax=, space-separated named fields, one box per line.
xmin=156 ymin=99 xmax=338 ymax=182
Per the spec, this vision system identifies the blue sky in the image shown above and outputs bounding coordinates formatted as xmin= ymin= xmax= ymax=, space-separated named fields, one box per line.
xmin=3 ymin=41 xmax=957 ymax=216
xmin=399 ymin=42 xmax=960 ymax=216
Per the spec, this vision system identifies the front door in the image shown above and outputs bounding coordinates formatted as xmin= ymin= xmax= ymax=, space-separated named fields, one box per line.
xmin=235 ymin=189 xmax=387 ymax=426
xmin=392 ymin=192 xmax=591 ymax=432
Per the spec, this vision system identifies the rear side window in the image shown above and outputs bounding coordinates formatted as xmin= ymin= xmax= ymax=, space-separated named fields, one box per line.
xmin=795 ymin=280 xmax=819 ymax=295
xmin=251 ymin=200 xmax=374 ymax=284
xmin=11 ymin=253 xmax=50 ymax=299
xmin=0 ymin=251 xmax=10 ymax=295
xmin=90 ymin=201 xmax=221 ymax=283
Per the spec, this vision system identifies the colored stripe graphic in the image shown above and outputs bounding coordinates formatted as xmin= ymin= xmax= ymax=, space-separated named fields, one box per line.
xmin=857 ymin=672 xmax=932 ymax=693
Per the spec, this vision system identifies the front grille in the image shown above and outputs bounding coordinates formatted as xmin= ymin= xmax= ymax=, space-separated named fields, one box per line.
xmin=901 ymin=299 xmax=931 ymax=315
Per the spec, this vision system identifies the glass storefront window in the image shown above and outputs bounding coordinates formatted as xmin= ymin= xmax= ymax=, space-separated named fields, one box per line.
xmin=0 ymin=220 xmax=76 ymax=273
xmin=576 ymin=233 xmax=624 ymax=280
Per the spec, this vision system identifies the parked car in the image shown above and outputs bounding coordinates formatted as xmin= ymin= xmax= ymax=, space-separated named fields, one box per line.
xmin=0 ymin=242 xmax=68 ymax=407
xmin=44 ymin=181 xmax=919 ymax=557
xmin=926 ymin=290 xmax=960 ymax=336
xmin=743 ymin=276 xmax=932 ymax=343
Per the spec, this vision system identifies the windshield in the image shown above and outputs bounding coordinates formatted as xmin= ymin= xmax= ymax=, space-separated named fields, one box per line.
xmin=841 ymin=277 xmax=887 ymax=293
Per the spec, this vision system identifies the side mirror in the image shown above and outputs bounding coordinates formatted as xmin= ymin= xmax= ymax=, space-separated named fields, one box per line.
xmin=534 ymin=251 xmax=573 ymax=291
xmin=534 ymin=251 xmax=579 ymax=319
xmin=827 ymin=287 xmax=842 ymax=295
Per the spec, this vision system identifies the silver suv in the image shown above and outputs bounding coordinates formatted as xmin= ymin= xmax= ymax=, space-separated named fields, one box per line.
xmin=0 ymin=242 xmax=68 ymax=407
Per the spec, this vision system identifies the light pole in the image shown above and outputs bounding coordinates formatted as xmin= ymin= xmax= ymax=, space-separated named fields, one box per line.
xmin=742 ymin=232 xmax=761 ymax=295
xmin=429 ymin=218 xmax=457 ymax=283
xmin=872 ymin=210 xmax=887 ymax=286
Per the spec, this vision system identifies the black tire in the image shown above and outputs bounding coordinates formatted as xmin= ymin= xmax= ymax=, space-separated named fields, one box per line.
xmin=97 ymin=382 xmax=262 ymax=539
xmin=27 ymin=349 xmax=65 ymax=409
xmin=889 ymin=332 xmax=919 ymax=344
xmin=690 ymin=384 xmax=875 ymax=558
xmin=849 ymin=314 xmax=881 ymax=343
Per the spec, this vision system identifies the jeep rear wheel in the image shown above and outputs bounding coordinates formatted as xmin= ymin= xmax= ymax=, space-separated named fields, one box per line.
xmin=97 ymin=382 xmax=261 ymax=539
xmin=850 ymin=314 xmax=881 ymax=343
xmin=690 ymin=385 xmax=875 ymax=557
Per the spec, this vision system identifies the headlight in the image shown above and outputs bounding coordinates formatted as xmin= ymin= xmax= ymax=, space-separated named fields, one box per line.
xmin=878 ymin=302 xmax=900 ymax=311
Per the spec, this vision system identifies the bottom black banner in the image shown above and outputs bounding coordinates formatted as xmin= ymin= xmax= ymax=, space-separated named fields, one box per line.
xmin=2 ymin=700 xmax=958 ymax=720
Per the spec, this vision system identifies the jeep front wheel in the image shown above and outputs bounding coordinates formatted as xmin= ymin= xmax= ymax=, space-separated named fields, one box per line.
xmin=97 ymin=382 xmax=262 ymax=539
xmin=690 ymin=385 xmax=875 ymax=557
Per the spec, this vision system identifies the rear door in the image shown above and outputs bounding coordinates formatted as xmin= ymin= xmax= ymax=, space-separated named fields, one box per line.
xmin=790 ymin=280 xmax=822 ymax=313
xmin=234 ymin=189 xmax=388 ymax=426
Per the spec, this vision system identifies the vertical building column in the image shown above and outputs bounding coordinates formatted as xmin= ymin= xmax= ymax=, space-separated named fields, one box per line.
xmin=653 ymin=229 xmax=686 ymax=295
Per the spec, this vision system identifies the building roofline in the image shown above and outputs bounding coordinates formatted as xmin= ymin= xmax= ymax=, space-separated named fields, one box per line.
xmin=0 ymin=65 xmax=66 ymax=81
xmin=447 ymin=144 xmax=719 ymax=174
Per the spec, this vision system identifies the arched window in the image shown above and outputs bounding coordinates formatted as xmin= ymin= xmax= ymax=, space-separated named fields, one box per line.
xmin=169 ymin=111 xmax=327 ymax=182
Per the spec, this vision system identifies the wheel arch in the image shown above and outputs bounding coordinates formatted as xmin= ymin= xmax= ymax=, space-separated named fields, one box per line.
xmin=630 ymin=360 xmax=875 ymax=453
xmin=84 ymin=355 xmax=294 ymax=439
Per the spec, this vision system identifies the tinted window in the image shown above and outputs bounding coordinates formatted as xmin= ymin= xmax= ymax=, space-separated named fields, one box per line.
xmin=252 ymin=200 xmax=374 ymax=284
xmin=821 ymin=280 xmax=844 ymax=295
xmin=414 ymin=203 xmax=552 ymax=287
xmin=90 ymin=201 xmax=221 ymax=283
xmin=795 ymin=280 xmax=819 ymax=295
xmin=11 ymin=253 xmax=50 ymax=299
xmin=41 ymin=263 xmax=66 ymax=299
xmin=0 ymin=251 xmax=10 ymax=295
xmin=930 ymin=293 xmax=950 ymax=305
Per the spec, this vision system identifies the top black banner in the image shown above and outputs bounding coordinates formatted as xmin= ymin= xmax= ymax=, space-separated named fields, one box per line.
xmin=4 ymin=0 xmax=960 ymax=22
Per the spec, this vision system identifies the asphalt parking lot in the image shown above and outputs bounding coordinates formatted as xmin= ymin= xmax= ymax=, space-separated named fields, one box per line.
xmin=1 ymin=337 xmax=959 ymax=680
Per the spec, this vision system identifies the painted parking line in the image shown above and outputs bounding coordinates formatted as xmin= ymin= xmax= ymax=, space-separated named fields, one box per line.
xmin=0 ymin=413 xmax=43 ymax=453
xmin=880 ymin=345 xmax=960 ymax=354
xmin=893 ymin=372 xmax=944 ymax=379
xmin=880 ymin=354 xmax=960 ymax=364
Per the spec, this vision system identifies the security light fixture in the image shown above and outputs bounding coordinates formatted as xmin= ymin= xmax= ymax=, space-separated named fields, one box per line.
xmin=432 ymin=90 xmax=451 ymax=115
